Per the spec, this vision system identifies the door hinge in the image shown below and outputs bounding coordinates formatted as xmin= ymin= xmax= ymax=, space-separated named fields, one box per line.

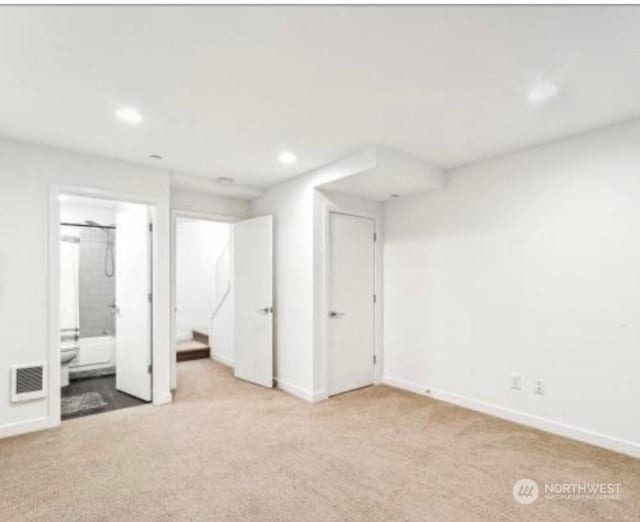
xmin=373 ymin=232 xmax=377 ymax=242
xmin=373 ymin=293 xmax=377 ymax=304
xmin=147 ymin=364 xmax=152 ymax=374
xmin=147 ymin=292 xmax=152 ymax=303
xmin=373 ymin=355 xmax=377 ymax=365
xmin=148 ymin=223 xmax=153 ymax=232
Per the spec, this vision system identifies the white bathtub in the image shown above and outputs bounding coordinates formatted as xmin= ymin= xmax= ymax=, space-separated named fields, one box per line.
xmin=69 ymin=335 xmax=115 ymax=373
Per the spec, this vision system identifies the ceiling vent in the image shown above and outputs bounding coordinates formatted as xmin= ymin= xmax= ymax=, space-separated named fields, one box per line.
xmin=11 ymin=363 xmax=47 ymax=403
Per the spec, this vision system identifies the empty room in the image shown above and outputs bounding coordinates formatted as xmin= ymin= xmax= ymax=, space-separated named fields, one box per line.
xmin=0 ymin=3 xmax=639 ymax=521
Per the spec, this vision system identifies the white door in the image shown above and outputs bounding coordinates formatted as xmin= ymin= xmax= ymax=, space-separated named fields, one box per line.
xmin=233 ymin=215 xmax=273 ymax=388
xmin=328 ymin=212 xmax=375 ymax=396
xmin=115 ymin=203 xmax=152 ymax=401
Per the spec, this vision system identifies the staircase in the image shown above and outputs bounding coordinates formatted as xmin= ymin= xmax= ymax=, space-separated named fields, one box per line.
xmin=177 ymin=329 xmax=211 ymax=362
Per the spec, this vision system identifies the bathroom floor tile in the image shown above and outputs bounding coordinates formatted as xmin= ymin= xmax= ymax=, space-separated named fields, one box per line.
xmin=61 ymin=375 xmax=147 ymax=420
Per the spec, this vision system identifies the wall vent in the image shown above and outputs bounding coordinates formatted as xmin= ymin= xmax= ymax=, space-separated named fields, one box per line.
xmin=11 ymin=363 xmax=47 ymax=402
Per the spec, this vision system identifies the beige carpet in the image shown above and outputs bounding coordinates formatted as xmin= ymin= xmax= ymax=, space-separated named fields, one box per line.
xmin=1 ymin=359 xmax=638 ymax=521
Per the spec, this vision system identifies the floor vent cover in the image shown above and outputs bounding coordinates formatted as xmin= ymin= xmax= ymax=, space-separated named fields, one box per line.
xmin=11 ymin=363 xmax=47 ymax=402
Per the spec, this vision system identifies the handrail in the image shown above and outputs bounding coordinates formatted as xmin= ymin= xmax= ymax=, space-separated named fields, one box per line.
xmin=210 ymin=286 xmax=230 ymax=321
xmin=210 ymin=242 xmax=231 ymax=321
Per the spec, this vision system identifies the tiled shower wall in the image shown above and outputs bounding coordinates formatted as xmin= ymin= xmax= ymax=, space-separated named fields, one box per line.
xmin=79 ymin=228 xmax=116 ymax=338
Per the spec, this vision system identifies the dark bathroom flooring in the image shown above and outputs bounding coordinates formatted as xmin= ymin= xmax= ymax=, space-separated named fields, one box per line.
xmin=61 ymin=375 xmax=147 ymax=420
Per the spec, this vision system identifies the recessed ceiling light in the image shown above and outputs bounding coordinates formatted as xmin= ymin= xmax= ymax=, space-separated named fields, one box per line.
xmin=278 ymin=151 xmax=297 ymax=165
xmin=217 ymin=177 xmax=234 ymax=186
xmin=149 ymin=154 xmax=162 ymax=160
xmin=528 ymin=81 xmax=559 ymax=103
xmin=115 ymin=106 xmax=143 ymax=125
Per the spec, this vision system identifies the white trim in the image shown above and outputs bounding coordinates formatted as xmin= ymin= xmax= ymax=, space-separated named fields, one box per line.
xmin=171 ymin=208 xmax=239 ymax=223
xmin=48 ymin=190 xmax=62 ymax=425
xmin=170 ymin=208 xmax=239 ymax=391
xmin=211 ymin=352 xmax=234 ymax=368
xmin=0 ymin=417 xmax=51 ymax=439
xmin=320 ymin=206 xmax=383 ymax=398
xmin=382 ymin=375 xmax=425 ymax=396
xmin=311 ymin=389 xmax=328 ymax=402
xmin=382 ymin=375 xmax=640 ymax=459
xmin=275 ymin=378 xmax=324 ymax=403
xmin=158 ymin=391 xmax=173 ymax=404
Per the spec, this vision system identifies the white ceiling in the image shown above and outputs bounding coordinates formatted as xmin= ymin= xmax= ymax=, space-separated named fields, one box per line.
xmin=1 ymin=6 xmax=640 ymax=192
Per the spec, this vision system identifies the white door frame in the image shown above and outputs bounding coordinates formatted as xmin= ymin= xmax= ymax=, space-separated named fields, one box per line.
xmin=320 ymin=206 xmax=383 ymax=400
xmin=170 ymin=208 xmax=238 ymax=391
xmin=48 ymin=184 xmax=163 ymax=427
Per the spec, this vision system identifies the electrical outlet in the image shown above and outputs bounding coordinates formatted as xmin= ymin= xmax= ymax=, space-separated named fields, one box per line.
xmin=510 ymin=373 xmax=522 ymax=391
xmin=534 ymin=379 xmax=545 ymax=395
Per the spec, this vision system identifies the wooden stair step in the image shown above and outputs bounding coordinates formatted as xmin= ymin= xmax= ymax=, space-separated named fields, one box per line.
xmin=177 ymin=339 xmax=210 ymax=362
xmin=177 ymin=340 xmax=207 ymax=352
xmin=177 ymin=347 xmax=210 ymax=362
xmin=192 ymin=330 xmax=209 ymax=345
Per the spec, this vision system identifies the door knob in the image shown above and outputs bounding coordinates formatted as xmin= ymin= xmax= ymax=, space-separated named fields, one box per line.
xmin=329 ymin=310 xmax=345 ymax=318
xmin=257 ymin=307 xmax=273 ymax=314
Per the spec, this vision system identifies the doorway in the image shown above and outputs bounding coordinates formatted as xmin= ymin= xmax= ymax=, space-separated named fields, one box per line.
xmin=170 ymin=212 xmax=274 ymax=392
xmin=327 ymin=212 xmax=376 ymax=396
xmin=175 ymin=217 xmax=232 ymax=364
xmin=58 ymin=194 xmax=152 ymax=420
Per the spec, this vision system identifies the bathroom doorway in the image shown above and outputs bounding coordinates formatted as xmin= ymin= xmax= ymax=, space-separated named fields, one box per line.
xmin=58 ymin=194 xmax=152 ymax=420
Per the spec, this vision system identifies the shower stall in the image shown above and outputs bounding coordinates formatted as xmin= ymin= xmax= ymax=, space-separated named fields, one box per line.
xmin=60 ymin=221 xmax=117 ymax=376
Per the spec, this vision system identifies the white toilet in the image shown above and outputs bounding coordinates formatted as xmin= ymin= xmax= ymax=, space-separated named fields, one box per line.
xmin=60 ymin=342 xmax=80 ymax=387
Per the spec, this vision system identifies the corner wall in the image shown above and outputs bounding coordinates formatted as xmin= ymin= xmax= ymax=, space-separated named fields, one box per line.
xmin=383 ymin=119 xmax=640 ymax=457
xmin=251 ymin=149 xmax=377 ymax=400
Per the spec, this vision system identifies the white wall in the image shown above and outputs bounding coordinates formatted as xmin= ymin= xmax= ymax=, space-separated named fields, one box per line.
xmin=0 ymin=137 xmax=172 ymax=438
xmin=171 ymin=188 xmax=250 ymax=219
xmin=210 ymin=278 xmax=235 ymax=367
xmin=383 ymin=119 xmax=640 ymax=457
xmin=252 ymin=176 xmax=316 ymax=398
xmin=175 ymin=219 xmax=230 ymax=340
xmin=60 ymin=201 xmax=116 ymax=227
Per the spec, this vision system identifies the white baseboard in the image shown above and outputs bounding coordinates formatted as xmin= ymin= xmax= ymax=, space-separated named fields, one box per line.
xmin=211 ymin=352 xmax=234 ymax=368
xmin=311 ymin=390 xmax=328 ymax=402
xmin=276 ymin=378 xmax=322 ymax=402
xmin=382 ymin=375 xmax=640 ymax=459
xmin=382 ymin=375 xmax=425 ymax=396
xmin=0 ymin=416 xmax=51 ymax=439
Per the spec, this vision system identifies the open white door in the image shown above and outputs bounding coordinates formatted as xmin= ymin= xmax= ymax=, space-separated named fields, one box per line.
xmin=115 ymin=203 xmax=152 ymax=401
xmin=233 ymin=215 xmax=273 ymax=388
